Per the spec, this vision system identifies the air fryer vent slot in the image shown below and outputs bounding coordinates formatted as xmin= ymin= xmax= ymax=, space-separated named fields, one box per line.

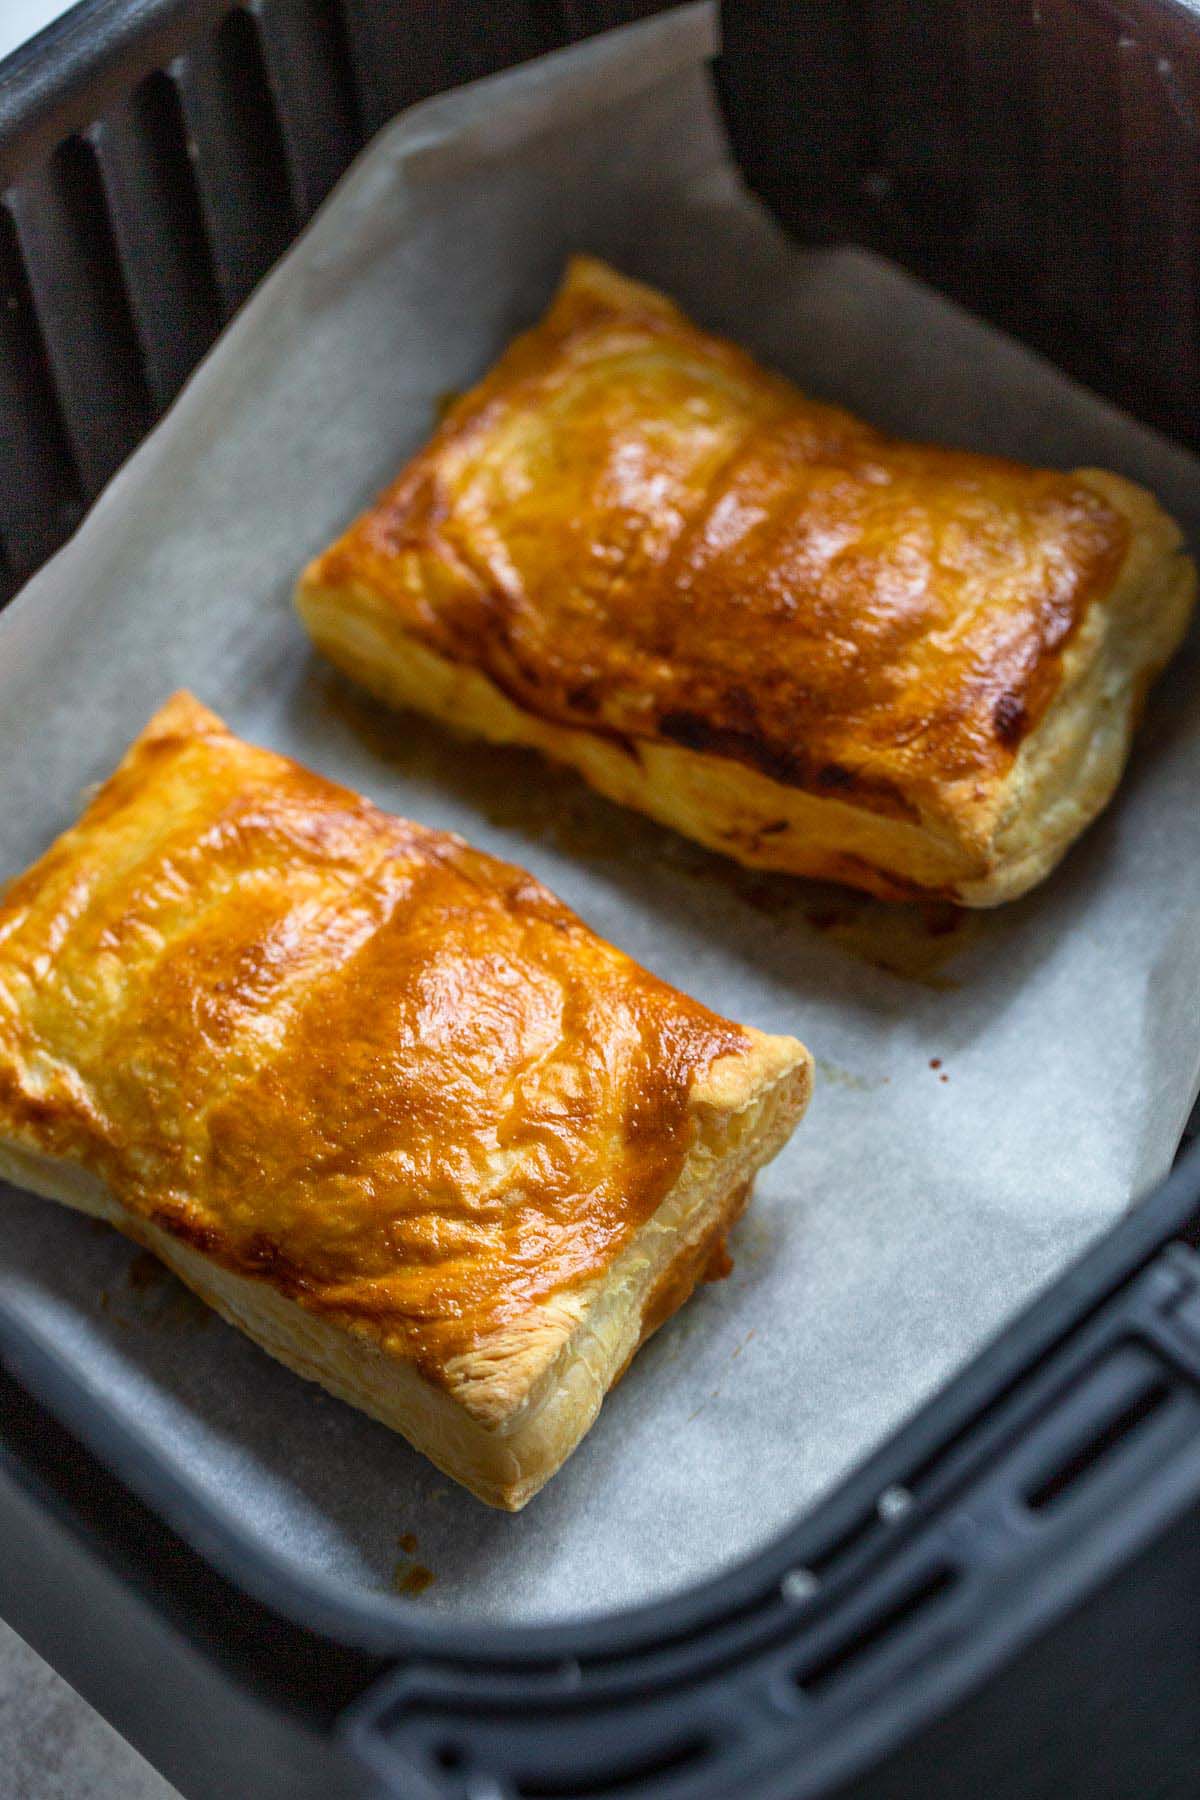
xmin=175 ymin=8 xmax=297 ymax=312
xmin=1025 ymin=1379 xmax=1172 ymax=1513
xmin=96 ymin=69 xmax=224 ymax=408
xmin=793 ymin=1564 xmax=957 ymax=1698
xmin=0 ymin=203 xmax=82 ymax=580
xmin=15 ymin=132 xmax=155 ymax=496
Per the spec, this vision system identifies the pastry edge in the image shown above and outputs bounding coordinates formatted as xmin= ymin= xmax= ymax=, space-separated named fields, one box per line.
xmin=0 ymin=1031 xmax=809 ymax=1511
xmin=964 ymin=468 xmax=1195 ymax=903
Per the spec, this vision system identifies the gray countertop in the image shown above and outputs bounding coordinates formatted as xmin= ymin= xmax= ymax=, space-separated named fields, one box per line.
xmin=0 ymin=0 xmax=81 ymax=61
xmin=1 ymin=1619 xmax=176 ymax=1800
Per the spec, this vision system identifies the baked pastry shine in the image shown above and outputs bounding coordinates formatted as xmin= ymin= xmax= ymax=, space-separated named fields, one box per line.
xmin=297 ymin=255 xmax=1196 ymax=905
xmin=0 ymin=695 xmax=810 ymax=1508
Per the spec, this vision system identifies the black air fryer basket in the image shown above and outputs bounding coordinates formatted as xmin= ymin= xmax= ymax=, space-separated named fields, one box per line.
xmin=3 ymin=4 xmax=1200 ymax=1797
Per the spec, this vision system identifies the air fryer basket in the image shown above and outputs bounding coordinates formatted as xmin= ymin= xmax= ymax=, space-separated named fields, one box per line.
xmin=2 ymin=4 xmax=1200 ymax=1797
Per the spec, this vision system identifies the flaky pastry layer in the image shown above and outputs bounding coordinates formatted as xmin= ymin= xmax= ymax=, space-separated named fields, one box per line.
xmin=297 ymin=256 xmax=1196 ymax=905
xmin=0 ymin=694 xmax=810 ymax=1507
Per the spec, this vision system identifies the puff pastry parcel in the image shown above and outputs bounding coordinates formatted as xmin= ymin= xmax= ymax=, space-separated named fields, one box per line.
xmin=0 ymin=695 xmax=810 ymax=1508
xmin=297 ymin=255 xmax=1195 ymax=906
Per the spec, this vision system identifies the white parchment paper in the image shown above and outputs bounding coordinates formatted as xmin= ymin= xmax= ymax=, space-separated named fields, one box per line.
xmin=2 ymin=4 xmax=1199 ymax=1623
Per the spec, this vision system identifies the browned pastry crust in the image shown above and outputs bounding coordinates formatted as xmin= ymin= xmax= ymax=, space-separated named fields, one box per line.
xmin=297 ymin=255 xmax=1196 ymax=904
xmin=0 ymin=694 xmax=811 ymax=1507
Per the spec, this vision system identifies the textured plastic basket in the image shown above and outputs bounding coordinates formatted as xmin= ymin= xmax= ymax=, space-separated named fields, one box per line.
xmin=2 ymin=5 xmax=1200 ymax=1798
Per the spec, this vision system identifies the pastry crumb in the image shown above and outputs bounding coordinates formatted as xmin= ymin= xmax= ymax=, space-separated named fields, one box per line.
xmin=393 ymin=1561 xmax=436 ymax=1598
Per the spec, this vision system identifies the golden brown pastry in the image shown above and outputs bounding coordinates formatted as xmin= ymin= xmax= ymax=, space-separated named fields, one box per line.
xmin=297 ymin=255 xmax=1195 ymax=906
xmin=0 ymin=694 xmax=810 ymax=1508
